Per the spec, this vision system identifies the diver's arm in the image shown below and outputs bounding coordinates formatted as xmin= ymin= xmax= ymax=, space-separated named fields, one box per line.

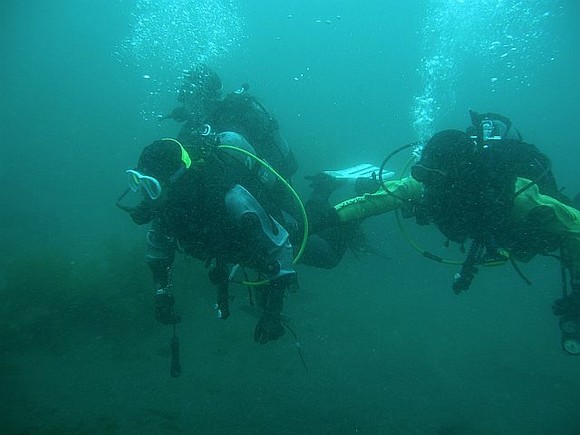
xmin=145 ymin=219 xmax=179 ymax=324
xmin=516 ymin=178 xmax=580 ymax=354
xmin=273 ymin=131 xmax=298 ymax=179
xmin=334 ymin=176 xmax=422 ymax=224
xmin=512 ymin=177 xmax=580 ymax=274
xmin=129 ymin=200 xmax=155 ymax=225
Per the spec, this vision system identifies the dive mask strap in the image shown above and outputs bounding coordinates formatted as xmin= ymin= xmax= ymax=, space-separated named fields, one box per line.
xmin=162 ymin=138 xmax=192 ymax=169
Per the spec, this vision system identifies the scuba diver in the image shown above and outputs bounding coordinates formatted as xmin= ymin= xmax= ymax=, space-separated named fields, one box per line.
xmin=326 ymin=110 xmax=580 ymax=356
xmin=163 ymin=64 xmax=298 ymax=181
xmin=162 ymin=64 xmax=368 ymax=270
xmin=118 ymin=134 xmax=300 ymax=347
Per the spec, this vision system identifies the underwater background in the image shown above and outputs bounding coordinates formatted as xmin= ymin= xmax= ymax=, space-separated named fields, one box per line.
xmin=1 ymin=0 xmax=580 ymax=433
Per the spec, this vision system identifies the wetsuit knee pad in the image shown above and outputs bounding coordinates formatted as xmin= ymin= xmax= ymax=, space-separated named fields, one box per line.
xmin=225 ymin=185 xmax=287 ymax=244
xmin=225 ymin=184 xmax=295 ymax=281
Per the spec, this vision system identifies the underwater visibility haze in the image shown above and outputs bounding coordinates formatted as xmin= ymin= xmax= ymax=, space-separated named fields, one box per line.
xmin=1 ymin=0 xmax=580 ymax=433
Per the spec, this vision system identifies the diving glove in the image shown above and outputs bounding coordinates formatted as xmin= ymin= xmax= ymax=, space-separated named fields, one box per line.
xmin=161 ymin=106 xmax=192 ymax=122
xmin=305 ymin=172 xmax=344 ymax=200
xmin=155 ymin=287 xmax=181 ymax=325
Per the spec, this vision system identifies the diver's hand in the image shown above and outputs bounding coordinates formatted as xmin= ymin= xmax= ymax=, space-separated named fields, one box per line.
xmin=354 ymin=176 xmax=380 ymax=196
xmin=254 ymin=312 xmax=285 ymax=344
xmin=160 ymin=106 xmax=191 ymax=122
xmin=129 ymin=202 xmax=155 ymax=225
xmin=155 ymin=289 xmax=181 ymax=325
xmin=305 ymin=172 xmax=344 ymax=195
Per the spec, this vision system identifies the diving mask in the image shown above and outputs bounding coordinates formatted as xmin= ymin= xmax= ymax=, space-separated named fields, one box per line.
xmin=126 ymin=169 xmax=162 ymax=200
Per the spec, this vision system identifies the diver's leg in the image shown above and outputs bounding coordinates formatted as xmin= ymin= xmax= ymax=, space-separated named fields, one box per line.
xmin=145 ymin=219 xmax=179 ymax=324
xmin=224 ymin=184 xmax=297 ymax=343
xmin=224 ymin=184 xmax=296 ymax=285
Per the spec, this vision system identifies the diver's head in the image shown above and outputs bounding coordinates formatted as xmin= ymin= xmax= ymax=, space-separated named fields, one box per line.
xmin=128 ymin=139 xmax=191 ymax=201
xmin=138 ymin=140 xmax=182 ymax=179
xmin=178 ymin=64 xmax=223 ymax=122
xmin=411 ymin=130 xmax=476 ymax=185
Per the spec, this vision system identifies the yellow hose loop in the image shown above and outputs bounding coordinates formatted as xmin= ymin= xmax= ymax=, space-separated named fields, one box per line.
xmin=161 ymin=137 xmax=192 ymax=168
xmin=217 ymin=144 xmax=309 ymax=286
xmin=394 ymin=155 xmax=463 ymax=266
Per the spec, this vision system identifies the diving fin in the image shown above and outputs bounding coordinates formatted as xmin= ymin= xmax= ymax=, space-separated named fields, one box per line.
xmin=323 ymin=164 xmax=393 ymax=181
